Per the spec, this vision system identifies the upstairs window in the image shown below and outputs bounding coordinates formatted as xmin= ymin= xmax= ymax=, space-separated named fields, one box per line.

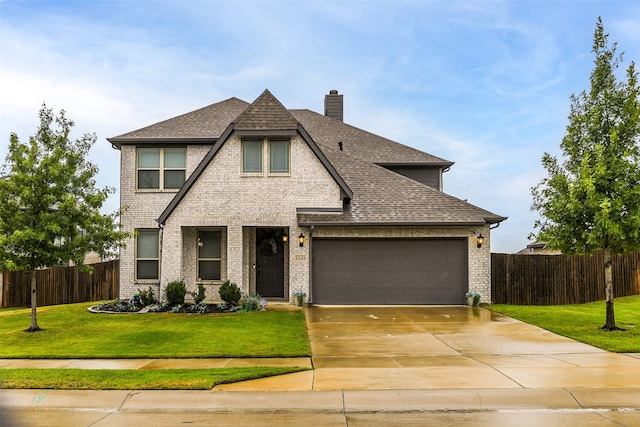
xmin=136 ymin=229 xmax=159 ymax=280
xmin=242 ymin=138 xmax=290 ymax=175
xmin=242 ymin=140 xmax=263 ymax=174
xmin=269 ymin=140 xmax=290 ymax=174
xmin=137 ymin=148 xmax=186 ymax=190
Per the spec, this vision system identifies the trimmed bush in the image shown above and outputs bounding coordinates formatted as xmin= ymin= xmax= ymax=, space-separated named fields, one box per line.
xmin=139 ymin=286 xmax=156 ymax=306
xmin=191 ymin=283 xmax=206 ymax=305
xmin=165 ymin=281 xmax=187 ymax=306
xmin=219 ymin=280 xmax=241 ymax=306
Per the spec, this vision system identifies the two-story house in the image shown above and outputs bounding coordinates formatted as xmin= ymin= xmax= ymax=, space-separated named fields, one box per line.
xmin=108 ymin=90 xmax=506 ymax=305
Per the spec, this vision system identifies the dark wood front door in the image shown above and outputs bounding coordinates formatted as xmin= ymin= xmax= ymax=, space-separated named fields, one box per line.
xmin=256 ymin=228 xmax=285 ymax=298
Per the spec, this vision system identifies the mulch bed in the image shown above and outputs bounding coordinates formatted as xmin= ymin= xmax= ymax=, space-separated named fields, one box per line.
xmin=88 ymin=300 xmax=232 ymax=314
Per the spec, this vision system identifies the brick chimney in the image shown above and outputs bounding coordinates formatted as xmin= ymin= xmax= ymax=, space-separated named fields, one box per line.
xmin=324 ymin=90 xmax=343 ymax=121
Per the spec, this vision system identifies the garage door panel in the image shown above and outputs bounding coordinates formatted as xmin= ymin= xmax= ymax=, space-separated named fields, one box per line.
xmin=312 ymin=238 xmax=467 ymax=305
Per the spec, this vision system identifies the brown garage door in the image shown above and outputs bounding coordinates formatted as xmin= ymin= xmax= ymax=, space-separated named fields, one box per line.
xmin=312 ymin=238 xmax=468 ymax=305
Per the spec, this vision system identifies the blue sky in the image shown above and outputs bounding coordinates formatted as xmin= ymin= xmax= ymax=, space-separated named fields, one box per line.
xmin=1 ymin=0 xmax=639 ymax=253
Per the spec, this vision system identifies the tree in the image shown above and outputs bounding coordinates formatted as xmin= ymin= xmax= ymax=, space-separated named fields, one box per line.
xmin=0 ymin=105 xmax=128 ymax=332
xmin=531 ymin=17 xmax=640 ymax=331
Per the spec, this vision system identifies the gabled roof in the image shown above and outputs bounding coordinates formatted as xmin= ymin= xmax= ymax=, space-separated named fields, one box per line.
xmin=110 ymin=90 xmax=506 ymax=227
xmin=234 ymin=90 xmax=298 ymax=131
xmin=155 ymin=90 xmax=352 ymax=225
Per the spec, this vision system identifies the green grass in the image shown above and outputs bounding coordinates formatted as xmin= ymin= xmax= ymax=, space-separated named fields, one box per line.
xmin=0 ymin=302 xmax=311 ymax=358
xmin=489 ymin=294 xmax=640 ymax=353
xmin=0 ymin=367 xmax=308 ymax=390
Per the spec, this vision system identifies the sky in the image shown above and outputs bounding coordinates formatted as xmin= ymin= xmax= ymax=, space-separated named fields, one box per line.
xmin=1 ymin=0 xmax=639 ymax=254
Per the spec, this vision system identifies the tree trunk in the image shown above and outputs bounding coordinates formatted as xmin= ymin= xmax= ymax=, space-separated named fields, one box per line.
xmin=602 ymin=247 xmax=618 ymax=331
xmin=25 ymin=270 xmax=41 ymax=332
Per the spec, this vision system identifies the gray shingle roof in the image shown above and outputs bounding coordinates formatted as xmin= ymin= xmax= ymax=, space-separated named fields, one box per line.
xmin=109 ymin=91 xmax=505 ymax=226
xmin=298 ymin=146 xmax=504 ymax=226
xmin=234 ymin=90 xmax=299 ymax=131
xmin=107 ymin=97 xmax=249 ymax=145
xmin=290 ymin=109 xmax=453 ymax=166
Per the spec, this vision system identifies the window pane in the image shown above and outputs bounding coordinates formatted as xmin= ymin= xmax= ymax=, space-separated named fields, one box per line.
xmin=270 ymin=140 xmax=289 ymax=173
xmin=199 ymin=261 xmax=221 ymax=281
xmin=138 ymin=149 xmax=160 ymax=168
xmin=137 ymin=230 xmax=159 ymax=258
xmin=198 ymin=230 xmax=221 ymax=258
xmin=164 ymin=148 xmax=186 ymax=168
xmin=164 ymin=170 xmax=185 ymax=189
xmin=243 ymin=140 xmax=262 ymax=173
xmin=137 ymin=260 xmax=159 ymax=280
xmin=138 ymin=170 xmax=160 ymax=189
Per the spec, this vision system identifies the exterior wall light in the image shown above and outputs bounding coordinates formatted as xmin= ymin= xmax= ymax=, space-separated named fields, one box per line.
xmin=298 ymin=233 xmax=305 ymax=247
xmin=476 ymin=233 xmax=485 ymax=248
xmin=197 ymin=238 xmax=204 ymax=248
xmin=282 ymin=233 xmax=289 ymax=244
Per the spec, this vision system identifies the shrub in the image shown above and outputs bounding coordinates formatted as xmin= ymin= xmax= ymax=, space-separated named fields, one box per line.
xmin=165 ymin=280 xmax=187 ymax=306
xmin=190 ymin=283 xmax=206 ymax=305
xmin=139 ymin=286 xmax=156 ymax=306
xmin=219 ymin=280 xmax=241 ymax=306
xmin=240 ymin=293 xmax=261 ymax=312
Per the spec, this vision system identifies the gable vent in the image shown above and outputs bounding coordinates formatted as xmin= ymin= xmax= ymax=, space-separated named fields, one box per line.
xmin=324 ymin=90 xmax=343 ymax=121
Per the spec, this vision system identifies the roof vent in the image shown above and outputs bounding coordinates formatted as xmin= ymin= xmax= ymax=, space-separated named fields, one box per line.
xmin=324 ymin=90 xmax=343 ymax=121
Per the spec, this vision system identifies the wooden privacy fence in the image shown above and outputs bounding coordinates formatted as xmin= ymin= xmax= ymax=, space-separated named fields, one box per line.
xmin=492 ymin=252 xmax=640 ymax=305
xmin=1 ymin=260 xmax=119 ymax=308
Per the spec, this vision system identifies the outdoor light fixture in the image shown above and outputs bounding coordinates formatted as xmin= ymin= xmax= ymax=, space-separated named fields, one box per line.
xmin=197 ymin=238 xmax=204 ymax=248
xmin=298 ymin=233 xmax=305 ymax=247
xmin=476 ymin=233 xmax=485 ymax=248
xmin=282 ymin=233 xmax=289 ymax=244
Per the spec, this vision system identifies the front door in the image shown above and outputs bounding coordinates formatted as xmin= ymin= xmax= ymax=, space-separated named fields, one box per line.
xmin=256 ymin=228 xmax=285 ymax=298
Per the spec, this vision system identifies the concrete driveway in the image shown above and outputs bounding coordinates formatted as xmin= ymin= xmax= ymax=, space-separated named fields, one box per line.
xmin=219 ymin=305 xmax=640 ymax=391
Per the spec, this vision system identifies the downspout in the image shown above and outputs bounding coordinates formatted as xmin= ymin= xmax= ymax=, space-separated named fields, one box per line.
xmin=490 ymin=222 xmax=500 ymax=230
xmin=308 ymin=225 xmax=314 ymax=304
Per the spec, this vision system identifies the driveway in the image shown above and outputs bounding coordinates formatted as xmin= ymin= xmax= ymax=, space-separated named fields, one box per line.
xmin=220 ymin=305 xmax=640 ymax=391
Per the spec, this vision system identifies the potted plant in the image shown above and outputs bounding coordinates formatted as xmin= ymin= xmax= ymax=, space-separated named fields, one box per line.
xmin=465 ymin=291 xmax=481 ymax=307
xmin=292 ymin=289 xmax=307 ymax=307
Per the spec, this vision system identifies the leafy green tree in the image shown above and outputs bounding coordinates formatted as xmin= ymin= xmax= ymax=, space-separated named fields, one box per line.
xmin=0 ymin=105 xmax=128 ymax=332
xmin=531 ymin=18 xmax=640 ymax=331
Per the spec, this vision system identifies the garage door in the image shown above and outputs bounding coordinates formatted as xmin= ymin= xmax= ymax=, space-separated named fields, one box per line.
xmin=312 ymin=238 xmax=467 ymax=305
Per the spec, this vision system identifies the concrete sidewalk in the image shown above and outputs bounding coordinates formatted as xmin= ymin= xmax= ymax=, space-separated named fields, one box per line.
xmin=0 ymin=357 xmax=312 ymax=370
xmin=2 ymin=388 xmax=640 ymax=426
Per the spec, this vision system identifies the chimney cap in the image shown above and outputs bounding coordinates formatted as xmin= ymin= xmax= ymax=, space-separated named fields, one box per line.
xmin=329 ymin=90 xmax=339 ymax=95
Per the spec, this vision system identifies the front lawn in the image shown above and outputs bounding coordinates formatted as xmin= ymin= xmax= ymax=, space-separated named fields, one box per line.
xmin=0 ymin=367 xmax=307 ymax=390
xmin=489 ymin=294 xmax=640 ymax=353
xmin=0 ymin=302 xmax=311 ymax=358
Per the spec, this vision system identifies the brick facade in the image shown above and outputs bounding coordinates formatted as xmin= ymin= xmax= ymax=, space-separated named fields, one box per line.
xmin=119 ymin=135 xmax=342 ymax=301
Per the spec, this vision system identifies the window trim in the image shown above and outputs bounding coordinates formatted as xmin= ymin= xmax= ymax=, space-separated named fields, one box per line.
xmin=136 ymin=147 xmax=186 ymax=190
xmin=135 ymin=229 xmax=159 ymax=281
